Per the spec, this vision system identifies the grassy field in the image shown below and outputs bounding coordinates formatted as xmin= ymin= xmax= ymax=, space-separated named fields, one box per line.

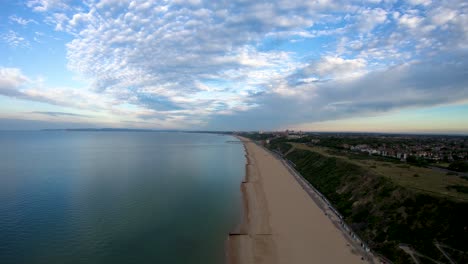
xmin=291 ymin=143 xmax=468 ymax=201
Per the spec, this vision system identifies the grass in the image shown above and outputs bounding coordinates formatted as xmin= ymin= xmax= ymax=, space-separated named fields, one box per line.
xmin=280 ymin=145 xmax=468 ymax=263
xmin=291 ymin=143 xmax=468 ymax=201
xmin=447 ymin=185 xmax=468 ymax=194
xmin=435 ymin=162 xmax=451 ymax=168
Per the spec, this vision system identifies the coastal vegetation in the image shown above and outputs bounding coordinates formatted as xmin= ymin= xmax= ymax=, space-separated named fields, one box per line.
xmin=448 ymin=160 xmax=468 ymax=172
xmin=263 ymin=137 xmax=468 ymax=263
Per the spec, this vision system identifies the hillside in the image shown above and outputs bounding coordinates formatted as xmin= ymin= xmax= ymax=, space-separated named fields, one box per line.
xmin=270 ymin=142 xmax=468 ymax=263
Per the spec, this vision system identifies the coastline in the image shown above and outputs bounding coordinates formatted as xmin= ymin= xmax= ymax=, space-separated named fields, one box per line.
xmin=226 ymin=136 xmax=368 ymax=264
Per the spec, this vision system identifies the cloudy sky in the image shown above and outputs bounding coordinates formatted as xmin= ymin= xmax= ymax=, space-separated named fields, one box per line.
xmin=1 ymin=0 xmax=467 ymax=133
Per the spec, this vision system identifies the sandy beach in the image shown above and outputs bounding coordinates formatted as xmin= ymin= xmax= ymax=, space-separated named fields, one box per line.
xmin=226 ymin=137 xmax=367 ymax=264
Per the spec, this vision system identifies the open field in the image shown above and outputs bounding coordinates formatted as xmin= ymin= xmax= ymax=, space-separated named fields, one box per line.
xmin=291 ymin=143 xmax=468 ymax=201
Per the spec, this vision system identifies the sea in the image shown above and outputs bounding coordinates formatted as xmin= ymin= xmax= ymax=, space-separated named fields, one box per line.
xmin=0 ymin=131 xmax=245 ymax=264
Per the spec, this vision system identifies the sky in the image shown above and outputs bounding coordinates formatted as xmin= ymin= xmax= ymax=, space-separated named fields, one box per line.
xmin=0 ymin=0 xmax=467 ymax=133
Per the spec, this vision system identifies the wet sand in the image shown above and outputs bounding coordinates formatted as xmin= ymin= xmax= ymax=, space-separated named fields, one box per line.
xmin=226 ymin=137 xmax=367 ymax=264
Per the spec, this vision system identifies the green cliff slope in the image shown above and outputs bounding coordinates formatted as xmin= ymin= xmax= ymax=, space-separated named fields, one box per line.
xmin=283 ymin=147 xmax=467 ymax=263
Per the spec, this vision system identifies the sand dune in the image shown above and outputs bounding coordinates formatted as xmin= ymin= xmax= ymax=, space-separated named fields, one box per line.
xmin=227 ymin=137 xmax=368 ymax=264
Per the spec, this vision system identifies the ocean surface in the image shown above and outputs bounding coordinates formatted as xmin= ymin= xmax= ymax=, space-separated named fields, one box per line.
xmin=0 ymin=131 xmax=245 ymax=264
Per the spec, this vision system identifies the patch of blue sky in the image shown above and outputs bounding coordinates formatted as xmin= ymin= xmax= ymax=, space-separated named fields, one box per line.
xmin=259 ymin=35 xmax=334 ymax=62
xmin=1 ymin=12 xmax=78 ymax=88
xmin=0 ymin=40 xmax=78 ymax=87
xmin=200 ymin=78 xmax=230 ymax=88
xmin=0 ymin=1 xmax=31 ymax=21
xmin=137 ymin=94 xmax=184 ymax=111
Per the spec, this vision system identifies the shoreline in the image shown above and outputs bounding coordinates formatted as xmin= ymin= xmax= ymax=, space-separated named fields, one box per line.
xmin=226 ymin=136 xmax=277 ymax=264
xmin=226 ymin=136 xmax=369 ymax=264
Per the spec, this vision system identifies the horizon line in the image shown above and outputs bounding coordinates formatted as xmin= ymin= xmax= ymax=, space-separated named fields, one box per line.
xmin=0 ymin=128 xmax=466 ymax=136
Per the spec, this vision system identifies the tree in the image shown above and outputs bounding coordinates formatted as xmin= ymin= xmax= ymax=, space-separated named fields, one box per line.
xmin=448 ymin=160 xmax=468 ymax=172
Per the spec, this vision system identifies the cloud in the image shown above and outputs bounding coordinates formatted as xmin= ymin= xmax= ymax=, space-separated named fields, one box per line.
xmin=0 ymin=68 xmax=30 ymax=96
xmin=0 ymin=67 xmax=107 ymax=110
xmin=12 ymin=0 xmax=468 ymax=130
xmin=407 ymin=0 xmax=432 ymax=6
xmin=44 ymin=12 xmax=70 ymax=31
xmin=302 ymin=56 xmax=367 ymax=80
xmin=30 ymin=111 xmax=90 ymax=117
xmin=27 ymin=0 xmax=70 ymax=12
xmin=207 ymin=57 xmax=468 ymax=130
xmin=61 ymin=1 xmax=312 ymax=122
xmin=355 ymin=8 xmax=388 ymax=32
xmin=398 ymin=13 xmax=424 ymax=29
xmin=0 ymin=118 xmax=99 ymax=130
xmin=1 ymin=31 xmax=30 ymax=48
xmin=9 ymin=15 xmax=38 ymax=26
xmin=0 ymin=67 xmax=203 ymax=129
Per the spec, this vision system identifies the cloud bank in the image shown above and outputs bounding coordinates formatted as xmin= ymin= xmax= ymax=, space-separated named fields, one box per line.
xmin=1 ymin=0 xmax=467 ymax=130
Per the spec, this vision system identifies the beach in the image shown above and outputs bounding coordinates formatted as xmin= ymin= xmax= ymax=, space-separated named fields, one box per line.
xmin=227 ymin=137 xmax=367 ymax=264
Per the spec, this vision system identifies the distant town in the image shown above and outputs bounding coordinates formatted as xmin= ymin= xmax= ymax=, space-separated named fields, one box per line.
xmin=239 ymin=130 xmax=468 ymax=172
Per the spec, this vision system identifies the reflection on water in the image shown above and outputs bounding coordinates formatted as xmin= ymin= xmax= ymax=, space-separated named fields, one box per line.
xmin=0 ymin=132 xmax=245 ymax=264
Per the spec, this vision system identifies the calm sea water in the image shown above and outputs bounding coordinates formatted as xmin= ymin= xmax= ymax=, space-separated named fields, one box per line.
xmin=0 ymin=131 xmax=245 ymax=264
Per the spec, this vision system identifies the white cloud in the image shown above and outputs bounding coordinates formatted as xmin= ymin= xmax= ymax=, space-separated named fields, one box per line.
xmin=27 ymin=0 xmax=70 ymax=12
xmin=9 ymin=15 xmax=38 ymax=26
xmin=406 ymin=0 xmax=432 ymax=6
xmin=430 ymin=7 xmax=458 ymax=26
xmin=0 ymin=67 xmax=109 ymax=111
xmin=0 ymin=68 xmax=29 ymax=94
xmin=14 ymin=0 xmax=468 ymax=129
xmin=60 ymin=1 xmax=308 ymax=124
xmin=305 ymin=56 xmax=367 ymax=80
xmin=356 ymin=8 xmax=388 ymax=32
xmin=398 ymin=13 xmax=424 ymax=29
xmin=1 ymin=31 xmax=30 ymax=48
xmin=45 ymin=12 xmax=70 ymax=31
xmin=207 ymin=59 xmax=468 ymax=130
